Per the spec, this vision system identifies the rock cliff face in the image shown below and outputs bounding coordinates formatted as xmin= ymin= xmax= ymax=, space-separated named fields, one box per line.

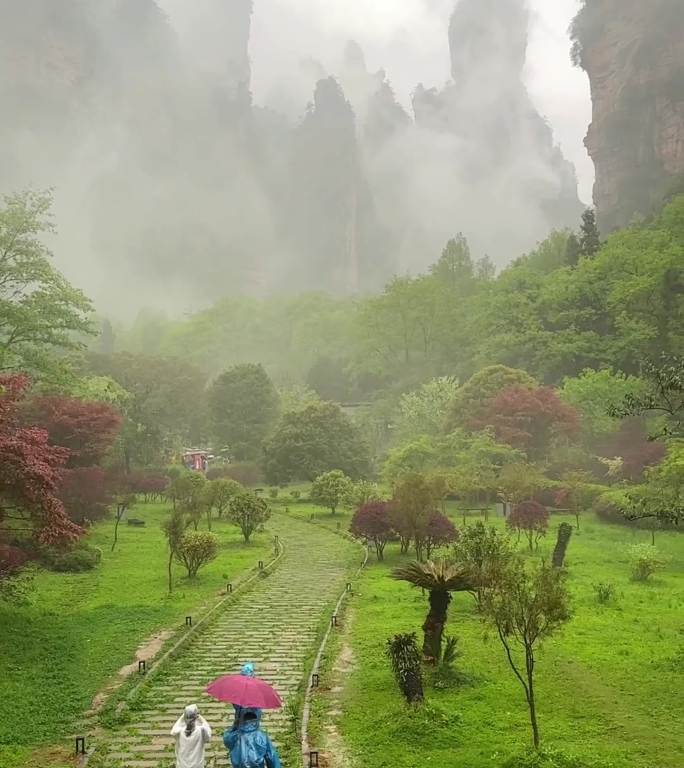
xmin=572 ymin=0 xmax=684 ymax=231
xmin=407 ymin=0 xmax=583 ymax=263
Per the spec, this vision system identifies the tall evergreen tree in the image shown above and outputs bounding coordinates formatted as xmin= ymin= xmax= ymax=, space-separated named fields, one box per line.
xmin=579 ymin=208 xmax=601 ymax=258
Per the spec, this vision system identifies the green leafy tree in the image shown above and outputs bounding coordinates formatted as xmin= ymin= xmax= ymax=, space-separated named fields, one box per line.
xmin=561 ymin=368 xmax=646 ymax=442
xmin=167 ymin=470 xmax=206 ymax=513
xmin=564 ymin=233 xmax=581 ymax=267
xmin=383 ymin=436 xmax=440 ymax=485
xmin=621 ymin=441 xmax=683 ymax=526
xmin=227 ymin=492 xmax=271 ymax=543
xmin=162 ymin=507 xmax=190 ymax=593
xmin=203 ymin=478 xmax=243 ymax=528
xmin=392 ymin=559 xmax=471 ymax=663
xmin=278 ymin=383 xmax=321 ymax=414
xmin=305 ymin=356 xmax=353 ymax=402
xmin=481 ymin=560 xmax=571 ymax=749
xmin=87 ymin=352 xmax=207 ymax=471
xmin=310 ymin=470 xmax=354 ymax=515
xmin=263 ymin=401 xmax=370 ymax=484
xmin=111 ymin=493 xmax=136 ymax=552
xmin=0 ymin=190 xmax=93 ymax=376
xmin=556 ymin=471 xmax=594 ymax=530
xmin=453 ymin=522 xmax=514 ymax=603
xmin=498 ymin=463 xmax=548 ymax=512
xmin=391 ymin=472 xmax=436 ymax=560
xmin=430 ymin=234 xmax=474 ymax=294
xmin=523 ymin=230 xmax=573 ymax=274
xmin=343 ymin=479 xmax=382 ymax=508
xmin=208 ymin=363 xmax=280 ymax=461
xmin=396 ymin=376 xmax=460 ymax=438
xmin=355 ymin=275 xmax=447 ymax=374
xmin=175 ymin=532 xmax=219 ymax=578
xmin=609 ymin=355 xmax=683 ymax=439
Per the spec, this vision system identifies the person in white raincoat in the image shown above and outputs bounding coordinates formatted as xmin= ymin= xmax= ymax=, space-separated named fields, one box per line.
xmin=171 ymin=704 xmax=212 ymax=768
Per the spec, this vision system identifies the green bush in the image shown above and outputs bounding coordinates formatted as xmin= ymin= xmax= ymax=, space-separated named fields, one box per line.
xmin=629 ymin=544 xmax=669 ymax=581
xmin=386 ymin=632 xmax=424 ymax=704
xmin=175 ymin=532 xmax=219 ymax=578
xmin=269 ymin=487 xmax=279 ymax=499
xmin=593 ymin=489 xmax=631 ymax=525
xmin=289 ymin=489 xmax=301 ymax=503
xmin=592 ymin=582 xmax=616 ymax=604
xmin=42 ymin=542 xmax=102 ymax=572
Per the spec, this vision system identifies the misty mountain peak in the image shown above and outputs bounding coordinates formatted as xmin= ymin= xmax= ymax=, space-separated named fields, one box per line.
xmin=449 ymin=0 xmax=529 ymax=87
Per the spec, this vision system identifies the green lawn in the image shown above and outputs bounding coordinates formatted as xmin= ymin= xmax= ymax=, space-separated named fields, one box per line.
xmin=337 ymin=513 xmax=684 ymax=768
xmin=0 ymin=502 xmax=272 ymax=767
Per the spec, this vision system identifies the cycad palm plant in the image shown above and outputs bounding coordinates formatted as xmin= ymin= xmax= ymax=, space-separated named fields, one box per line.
xmin=392 ymin=559 xmax=471 ymax=663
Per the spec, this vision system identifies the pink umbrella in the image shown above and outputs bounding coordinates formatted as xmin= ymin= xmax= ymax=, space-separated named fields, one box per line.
xmin=206 ymin=674 xmax=283 ymax=709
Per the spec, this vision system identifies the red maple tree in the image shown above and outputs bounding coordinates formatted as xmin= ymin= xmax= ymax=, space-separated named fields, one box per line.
xmin=424 ymin=512 xmax=458 ymax=560
xmin=479 ymin=385 xmax=579 ymax=459
xmin=507 ymin=500 xmax=549 ymax=551
xmin=58 ymin=466 xmax=114 ymax=525
xmin=27 ymin=395 xmax=122 ymax=468
xmin=350 ymin=501 xmax=394 ymax=561
xmin=0 ymin=376 xmax=81 ymax=551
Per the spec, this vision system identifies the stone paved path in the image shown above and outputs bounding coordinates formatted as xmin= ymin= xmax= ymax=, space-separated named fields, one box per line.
xmin=93 ymin=515 xmax=360 ymax=767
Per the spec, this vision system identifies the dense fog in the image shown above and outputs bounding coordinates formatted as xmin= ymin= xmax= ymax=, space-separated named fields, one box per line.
xmin=0 ymin=0 xmax=590 ymax=315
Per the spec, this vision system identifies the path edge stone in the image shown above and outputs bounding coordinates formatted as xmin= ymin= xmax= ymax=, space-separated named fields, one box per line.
xmin=300 ymin=525 xmax=368 ymax=767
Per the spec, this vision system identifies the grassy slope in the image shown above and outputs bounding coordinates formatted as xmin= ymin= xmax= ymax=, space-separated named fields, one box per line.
xmin=0 ymin=502 xmax=272 ymax=765
xmin=339 ymin=512 xmax=684 ymax=768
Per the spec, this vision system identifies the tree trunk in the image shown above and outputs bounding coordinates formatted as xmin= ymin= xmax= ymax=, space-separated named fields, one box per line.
xmin=422 ymin=589 xmax=451 ymax=663
xmin=111 ymin=508 xmax=122 ymax=552
xmin=526 ymin=647 xmax=540 ymax=749
xmin=167 ymin=550 xmax=174 ymax=593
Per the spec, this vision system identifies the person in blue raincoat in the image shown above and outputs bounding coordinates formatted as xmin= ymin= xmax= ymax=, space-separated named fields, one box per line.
xmin=223 ymin=663 xmax=281 ymax=768
xmin=231 ymin=663 xmax=262 ymax=725
xmin=223 ymin=708 xmax=281 ymax=768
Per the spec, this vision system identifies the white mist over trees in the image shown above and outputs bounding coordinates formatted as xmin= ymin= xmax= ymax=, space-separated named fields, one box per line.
xmin=1 ymin=0 xmax=584 ymax=315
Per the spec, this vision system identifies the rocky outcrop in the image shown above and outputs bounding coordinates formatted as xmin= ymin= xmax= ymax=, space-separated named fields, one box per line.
xmin=404 ymin=0 xmax=583 ymax=266
xmin=572 ymin=0 xmax=684 ymax=232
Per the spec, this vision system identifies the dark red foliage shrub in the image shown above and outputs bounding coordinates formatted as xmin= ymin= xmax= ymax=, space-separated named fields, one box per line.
xmin=507 ymin=500 xmax=549 ymax=550
xmin=350 ymin=501 xmax=394 ymax=560
xmin=126 ymin=471 xmax=169 ymax=500
xmin=28 ymin=395 xmax=122 ymax=467
xmin=58 ymin=467 xmax=114 ymax=525
xmin=0 ymin=376 xmax=81 ymax=549
xmin=424 ymin=513 xmax=458 ymax=560
xmin=598 ymin=419 xmax=666 ymax=481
